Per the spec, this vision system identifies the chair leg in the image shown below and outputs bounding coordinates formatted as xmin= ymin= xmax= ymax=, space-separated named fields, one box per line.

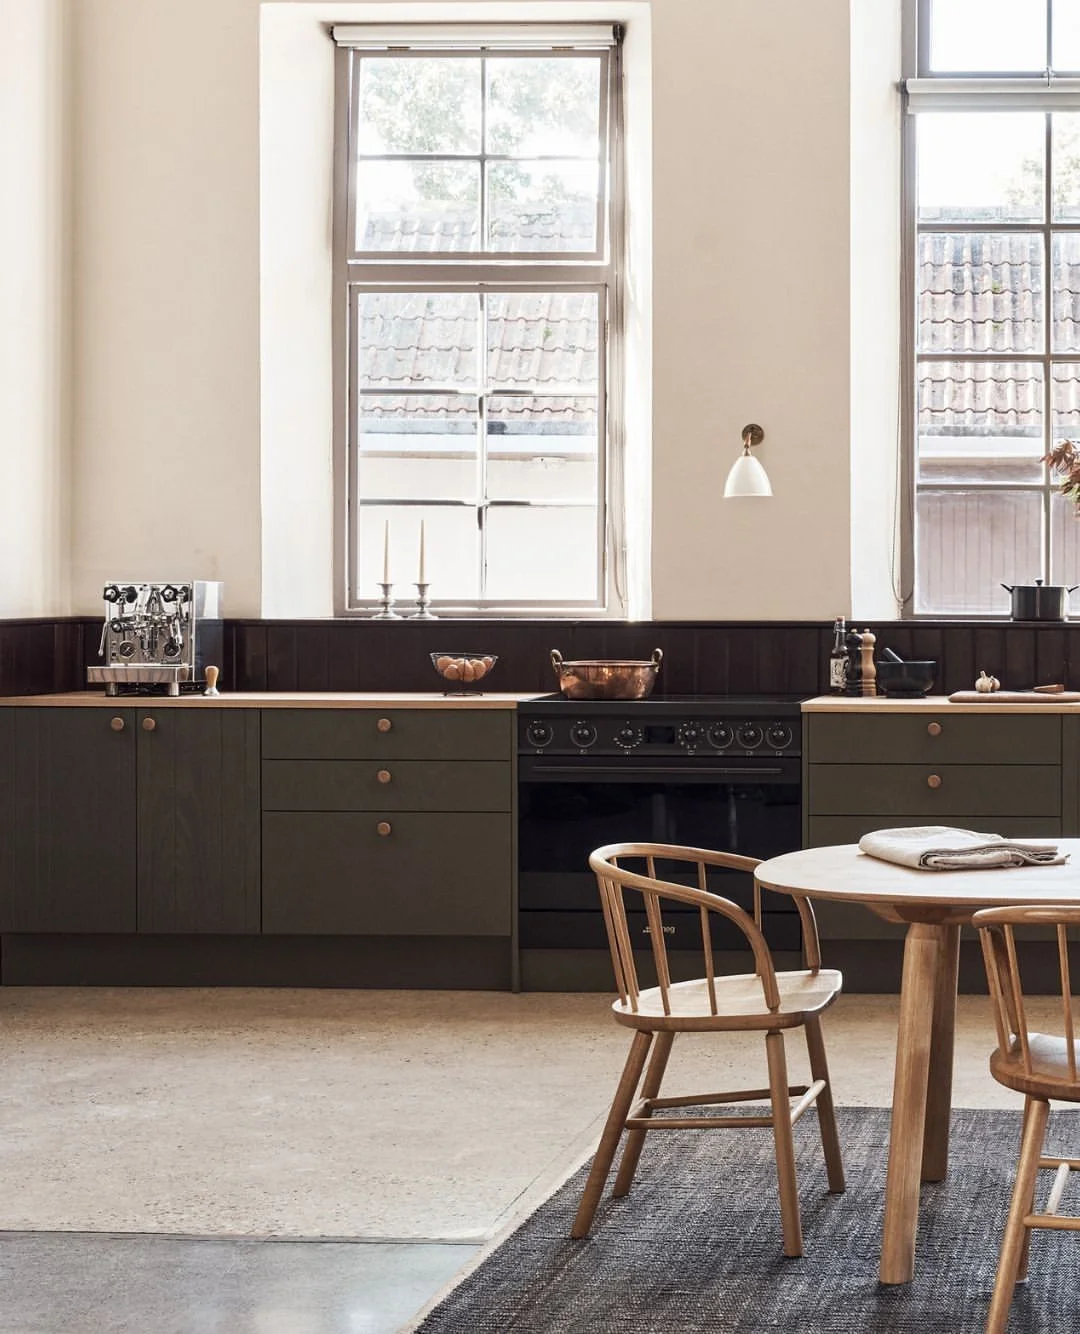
xmin=804 ymin=1015 xmax=845 ymax=1194
xmin=613 ymin=1030 xmax=675 ymax=1198
xmin=571 ymin=1030 xmax=653 ymax=1240
xmin=766 ymin=1029 xmax=804 ymax=1258
xmin=986 ymin=1097 xmax=1049 ymax=1334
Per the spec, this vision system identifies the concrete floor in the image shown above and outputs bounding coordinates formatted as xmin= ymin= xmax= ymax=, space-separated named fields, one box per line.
xmin=0 ymin=988 xmax=1043 ymax=1333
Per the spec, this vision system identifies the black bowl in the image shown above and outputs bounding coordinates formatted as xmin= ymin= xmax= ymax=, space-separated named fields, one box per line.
xmin=875 ymin=660 xmax=937 ymax=698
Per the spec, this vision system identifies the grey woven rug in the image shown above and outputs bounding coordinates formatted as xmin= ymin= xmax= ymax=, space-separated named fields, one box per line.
xmin=417 ymin=1107 xmax=1080 ymax=1333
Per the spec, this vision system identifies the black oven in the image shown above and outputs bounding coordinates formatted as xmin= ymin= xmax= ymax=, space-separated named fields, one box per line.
xmin=517 ymin=696 xmax=804 ymax=987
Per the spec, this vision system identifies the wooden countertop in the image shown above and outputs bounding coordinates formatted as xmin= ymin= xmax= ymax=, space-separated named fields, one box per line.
xmin=0 ymin=691 xmax=544 ymax=710
xmin=802 ymin=694 xmax=1080 ymax=714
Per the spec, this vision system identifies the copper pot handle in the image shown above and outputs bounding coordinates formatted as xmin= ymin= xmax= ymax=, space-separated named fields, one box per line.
xmin=551 ymin=649 xmax=564 ymax=672
xmin=651 ymin=648 xmax=664 ymax=670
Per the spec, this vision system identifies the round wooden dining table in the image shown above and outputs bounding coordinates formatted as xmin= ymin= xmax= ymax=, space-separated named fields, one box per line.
xmin=755 ymin=840 xmax=1080 ymax=1285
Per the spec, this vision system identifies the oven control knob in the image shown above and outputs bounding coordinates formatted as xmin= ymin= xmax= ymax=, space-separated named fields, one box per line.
xmin=707 ymin=723 xmax=733 ymax=749
xmin=677 ymin=722 xmax=705 ymax=751
xmin=736 ymin=723 xmax=763 ymax=749
xmin=525 ymin=721 xmax=554 ymax=749
xmin=570 ymin=721 xmax=598 ymax=749
xmin=765 ymin=723 xmax=793 ymax=750
xmin=614 ymin=724 xmax=644 ymax=750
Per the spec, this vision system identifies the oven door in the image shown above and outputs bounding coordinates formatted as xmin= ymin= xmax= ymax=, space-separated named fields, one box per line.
xmin=518 ymin=776 xmax=801 ymax=955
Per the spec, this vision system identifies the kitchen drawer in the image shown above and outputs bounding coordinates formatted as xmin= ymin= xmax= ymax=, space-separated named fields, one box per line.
xmin=807 ymin=713 xmax=1060 ymax=766
xmin=262 ymin=759 xmax=512 ymax=813
xmin=261 ymin=709 xmax=512 ymax=762
xmin=807 ymin=764 xmax=1061 ymax=818
xmin=806 ymin=814 xmax=1063 ymax=846
xmin=262 ymin=811 xmax=512 ymax=935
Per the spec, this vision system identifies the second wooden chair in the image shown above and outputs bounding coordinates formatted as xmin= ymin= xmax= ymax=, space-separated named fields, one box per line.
xmin=573 ymin=842 xmax=845 ymax=1256
xmin=975 ymin=904 xmax=1080 ymax=1334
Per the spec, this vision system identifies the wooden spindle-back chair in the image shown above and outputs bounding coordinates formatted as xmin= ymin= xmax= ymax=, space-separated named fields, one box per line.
xmin=573 ymin=843 xmax=845 ymax=1257
xmin=975 ymin=904 xmax=1080 ymax=1334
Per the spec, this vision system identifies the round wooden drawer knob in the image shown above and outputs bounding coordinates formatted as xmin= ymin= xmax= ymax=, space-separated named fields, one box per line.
xmin=927 ymin=722 xmax=943 ymax=737
xmin=927 ymin=773 xmax=942 ymax=789
xmin=376 ymin=820 xmax=392 ymax=837
xmin=376 ymin=769 xmax=392 ymax=784
xmin=142 ymin=717 xmax=157 ymax=732
xmin=110 ymin=716 xmax=125 ymax=732
xmin=376 ymin=718 xmax=392 ymax=733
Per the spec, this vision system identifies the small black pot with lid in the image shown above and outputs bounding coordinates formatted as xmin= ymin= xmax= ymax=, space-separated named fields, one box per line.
xmin=1001 ymin=579 xmax=1079 ymax=621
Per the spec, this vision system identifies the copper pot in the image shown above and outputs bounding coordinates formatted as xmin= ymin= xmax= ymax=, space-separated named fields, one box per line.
xmin=550 ymin=648 xmax=663 ymax=700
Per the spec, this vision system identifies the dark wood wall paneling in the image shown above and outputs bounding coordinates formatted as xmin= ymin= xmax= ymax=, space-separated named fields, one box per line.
xmin=0 ymin=619 xmax=97 ymax=697
xmin=225 ymin=619 xmax=1080 ymax=697
xmin=6 ymin=616 xmax=1080 ymax=698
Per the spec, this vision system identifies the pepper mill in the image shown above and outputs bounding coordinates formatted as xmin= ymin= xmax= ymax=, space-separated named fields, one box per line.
xmin=203 ymin=665 xmax=220 ymax=698
xmin=859 ymin=629 xmax=877 ymax=697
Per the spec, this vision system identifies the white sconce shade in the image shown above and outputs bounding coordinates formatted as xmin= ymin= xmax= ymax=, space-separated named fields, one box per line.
xmin=723 ymin=423 xmax=773 ymax=498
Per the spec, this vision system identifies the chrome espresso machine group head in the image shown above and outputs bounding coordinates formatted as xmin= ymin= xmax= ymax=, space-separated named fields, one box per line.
xmin=88 ymin=581 xmax=223 ymax=696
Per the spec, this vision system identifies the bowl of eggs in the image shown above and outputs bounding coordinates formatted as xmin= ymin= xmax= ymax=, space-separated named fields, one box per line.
xmin=430 ymin=652 xmax=498 ymax=693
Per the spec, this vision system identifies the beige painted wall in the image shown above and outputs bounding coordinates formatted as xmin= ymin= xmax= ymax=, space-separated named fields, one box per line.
xmin=63 ymin=0 xmax=897 ymax=619
xmin=0 ymin=0 xmax=67 ymax=616
xmin=69 ymin=0 xmax=262 ymax=614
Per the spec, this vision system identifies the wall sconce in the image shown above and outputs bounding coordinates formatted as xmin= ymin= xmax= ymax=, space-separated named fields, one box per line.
xmin=723 ymin=423 xmax=772 ymax=499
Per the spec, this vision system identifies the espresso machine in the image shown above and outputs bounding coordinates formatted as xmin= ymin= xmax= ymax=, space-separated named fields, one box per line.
xmin=87 ymin=581 xmax=223 ymax=696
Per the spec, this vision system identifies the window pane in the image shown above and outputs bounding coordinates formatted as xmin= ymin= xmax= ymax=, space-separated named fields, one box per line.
xmin=357 ymin=293 xmax=479 ymax=389
xmin=915 ymin=490 xmax=1043 ymax=615
xmin=1050 ymin=492 xmax=1080 ymax=613
xmin=1053 ymin=0 xmax=1080 ymax=69
xmin=357 ymin=503 xmax=479 ymax=602
xmin=1052 ymin=362 xmax=1080 ymax=441
xmin=357 ymin=57 xmax=480 ymax=155
xmin=929 ymin=0 xmax=1047 ymax=72
xmin=1052 ymin=233 xmax=1080 ymax=350
xmin=1053 ymin=114 xmax=1080 ymax=219
xmin=357 ymin=395 xmax=478 ymax=503
xmin=486 ymin=397 xmax=598 ymax=501
xmin=485 ymin=57 xmax=601 ymax=156
xmin=487 ymin=292 xmax=599 ymax=392
xmin=918 ymin=362 xmax=1044 ymax=483
xmin=356 ymin=161 xmax=479 ymax=252
xmin=917 ymin=114 xmax=1044 ymax=224
xmin=487 ymin=161 xmax=598 ymax=252
xmin=485 ymin=505 xmax=598 ymax=602
xmin=918 ymin=233 xmax=1043 ymax=353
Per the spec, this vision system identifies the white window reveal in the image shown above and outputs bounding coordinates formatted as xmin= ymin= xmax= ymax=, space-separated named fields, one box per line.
xmin=332 ymin=24 xmax=625 ymax=615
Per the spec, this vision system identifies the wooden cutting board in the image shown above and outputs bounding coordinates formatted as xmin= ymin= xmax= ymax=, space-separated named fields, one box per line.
xmin=948 ymin=690 xmax=1080 ymax=703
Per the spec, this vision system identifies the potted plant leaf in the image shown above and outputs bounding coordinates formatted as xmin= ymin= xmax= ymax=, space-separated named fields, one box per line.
xmin=1044 ymin=439 xmax=1080 ymax=508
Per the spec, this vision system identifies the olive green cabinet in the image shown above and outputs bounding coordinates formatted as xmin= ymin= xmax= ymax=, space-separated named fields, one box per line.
xmin=0 ymin=706 xmax=260 ymax=934
xmin=804 ymin=709 xmax=1077 ymax=940
xmin=260 ymin=709 xmax=514 ymax=936
xmin=0 ymin=707 xmax=137 ymax=932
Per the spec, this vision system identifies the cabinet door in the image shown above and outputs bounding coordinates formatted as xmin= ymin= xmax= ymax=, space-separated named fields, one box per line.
xmin=5 ymin=707 xmax=137 ymax=932
xmin=136 ymin=708 xmax=260 ymax=933
xmin=262 ymin=811 xmax=512 ymax=935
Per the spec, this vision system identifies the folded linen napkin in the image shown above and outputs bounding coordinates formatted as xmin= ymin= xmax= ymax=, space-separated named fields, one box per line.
xmin=858 ymin=826 xmax=1069 ymax=871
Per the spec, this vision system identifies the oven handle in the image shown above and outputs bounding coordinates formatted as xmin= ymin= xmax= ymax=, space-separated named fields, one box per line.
xmin=521 ymin=764 xmax=788 ymax=777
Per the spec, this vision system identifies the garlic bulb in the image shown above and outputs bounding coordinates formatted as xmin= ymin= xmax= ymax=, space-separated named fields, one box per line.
xmin=975 ymin=670 xmax=1000 ymax=693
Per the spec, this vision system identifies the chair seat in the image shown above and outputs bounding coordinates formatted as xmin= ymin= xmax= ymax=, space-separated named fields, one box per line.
xmin=612 ymin=967 xmax=843 ymax=1032
xmin=990 ymin=1034 xmax=1080 ymax=1100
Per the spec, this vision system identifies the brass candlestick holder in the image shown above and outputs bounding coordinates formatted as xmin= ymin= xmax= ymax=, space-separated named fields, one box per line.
xmin=410 ymin=582 xmax=437 ymax=619
xmin=373 ymin=582 xmax=401 ymax=619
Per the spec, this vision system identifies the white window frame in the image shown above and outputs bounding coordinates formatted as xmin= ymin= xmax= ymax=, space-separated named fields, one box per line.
xmin=901 ymin=0 xmax=1080 ymax=617
xmin=331 ymin=25 xmax=626 ymax=617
